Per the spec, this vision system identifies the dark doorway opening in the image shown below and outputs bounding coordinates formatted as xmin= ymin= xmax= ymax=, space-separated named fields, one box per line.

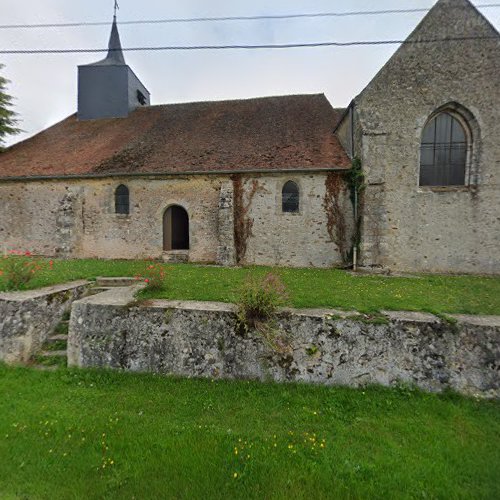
xmin=163 ymin=205 xmax=190 ymax=251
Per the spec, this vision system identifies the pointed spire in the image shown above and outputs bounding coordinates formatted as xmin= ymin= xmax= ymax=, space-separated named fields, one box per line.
xmin=106 ymin=14 xmax=126 ymax=64
xmin=85 ymin=14 xmax=126 ymax=66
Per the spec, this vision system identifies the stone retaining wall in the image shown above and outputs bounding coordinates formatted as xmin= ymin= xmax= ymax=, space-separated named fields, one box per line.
xmin=0 ymin=281 xmax=90 ymax=363
xmin=68 ymin=286 xmax=500 ymax=398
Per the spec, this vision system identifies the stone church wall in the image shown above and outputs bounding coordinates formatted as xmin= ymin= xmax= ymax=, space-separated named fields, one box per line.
xmin=0 ymin=176 xmax=221 ymax=262
xmin=354 ymin=0 xmax=500 ymax=274
xmin=78 ymin=176 xmax=222 ymax=262
xmin=239 ymin=173 xmax=353 ymax=268
xmin=0 ymin=172 xmax=351 ymax=267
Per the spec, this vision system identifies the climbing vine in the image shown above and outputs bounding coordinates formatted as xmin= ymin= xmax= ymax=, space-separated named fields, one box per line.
xmin=231 ymin=175 xmax=262 ymax=264
xmin=323 ymin=158 xmax=365 ymax=267
xmin=323 ymin=172 xmax=350 ymax=266
xmin=347 ymin=157 xmax=365 ymax=204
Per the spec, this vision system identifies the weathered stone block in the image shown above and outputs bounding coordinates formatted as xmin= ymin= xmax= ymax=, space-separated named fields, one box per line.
xmin=0 ymin=281 xmax=90 ymax=363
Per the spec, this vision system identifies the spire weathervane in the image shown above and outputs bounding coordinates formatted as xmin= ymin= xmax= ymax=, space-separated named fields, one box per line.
xmin=114 ymin=0 xmax=119 ymax=17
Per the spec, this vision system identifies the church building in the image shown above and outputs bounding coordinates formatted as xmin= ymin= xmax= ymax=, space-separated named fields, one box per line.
xmin=0 ymin=0 xmax=498 ymax=274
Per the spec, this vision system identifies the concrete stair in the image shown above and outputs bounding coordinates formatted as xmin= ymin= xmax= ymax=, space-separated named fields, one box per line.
xmin=31 ymin=319 xmax=69 ymax=370
xmin=95 ymin=277 xmax=138 ymax=287
xmin=85 ymin=277 xmax=139 ymax=296
xmin=46 ymin=334 xmax=69 ymax=343
xmin=31 ymin=278 xmax=139 ymax=370
xmin=87 ymin=286 xmax=114 ymax=296
xmin=39 ymin=350 xmax=67 ymax=357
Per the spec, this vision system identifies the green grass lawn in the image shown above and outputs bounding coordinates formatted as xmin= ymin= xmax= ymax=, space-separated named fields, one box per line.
xmin=0 ymin=365 xmax=498 ymax=499
xmin=1 ymin=257 xmax=499 ymax=314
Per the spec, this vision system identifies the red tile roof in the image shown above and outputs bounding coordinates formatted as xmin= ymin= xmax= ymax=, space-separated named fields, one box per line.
xmin=0 ymin=94 xmax=350 ymax=179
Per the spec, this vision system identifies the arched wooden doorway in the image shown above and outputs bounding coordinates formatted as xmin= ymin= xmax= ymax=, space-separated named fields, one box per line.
xmin=163 ymin=205 xmax=190 ymax=251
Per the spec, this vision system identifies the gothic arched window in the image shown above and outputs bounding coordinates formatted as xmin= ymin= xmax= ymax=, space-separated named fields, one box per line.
xmin=115 ymin=184 xmax=130 ymax=214
xmin=420 ymin=112 xmax=469 ymax=186
xmin=282 ymin=181 xmax=299 ymax=213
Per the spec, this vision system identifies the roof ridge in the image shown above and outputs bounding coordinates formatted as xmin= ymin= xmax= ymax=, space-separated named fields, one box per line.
xmin=141 ymin=93 xmax=329 ymax=109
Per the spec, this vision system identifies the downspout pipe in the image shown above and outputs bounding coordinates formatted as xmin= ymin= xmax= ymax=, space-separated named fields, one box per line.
xmin=350 ymin=103 xmax=359 ymax=272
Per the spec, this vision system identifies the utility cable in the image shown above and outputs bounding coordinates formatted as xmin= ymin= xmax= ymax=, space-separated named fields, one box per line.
xmin=0 ymin=35 xmax=498 ymax=55
xmin=0 ymin=4 xmax=499 ymax=29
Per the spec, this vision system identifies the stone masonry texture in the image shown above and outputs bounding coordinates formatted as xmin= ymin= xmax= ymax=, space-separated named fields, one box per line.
xmin=0 ymin=173 xmax=352 ymax=268
xmin=0 ymin=281 xmax=89 ymax=363
xmin=68 ymin=287 xmax=500 ymax=398
xmin=351 ymin=0 xmax=500 ymax=274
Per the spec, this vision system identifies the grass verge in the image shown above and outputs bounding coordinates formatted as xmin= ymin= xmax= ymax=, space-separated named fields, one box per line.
xmin=0 ymin=258 xmax=499 ymax=315
xmin=0 ymin=364 xmax=499 ymax=499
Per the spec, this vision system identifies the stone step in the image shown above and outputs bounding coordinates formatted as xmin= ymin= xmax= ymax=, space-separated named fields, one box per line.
xmin=47 ymin=334 xmax=68 ymax=343
xmin=33 ymin=365 xmax=58 ymax=372
xmin=95 ymin=277 xmax=137 ymax=287
xmin=89 ymin=286 xmax=115 ymax=295
xmin=39 ymin=350 xmax=67 ymax=358
xmin=162 ymin=251 xmax=189 ymax=264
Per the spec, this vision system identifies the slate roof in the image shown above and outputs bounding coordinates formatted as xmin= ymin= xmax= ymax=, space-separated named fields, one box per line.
xmin=0 ymin=94 xmax=350 ymax=179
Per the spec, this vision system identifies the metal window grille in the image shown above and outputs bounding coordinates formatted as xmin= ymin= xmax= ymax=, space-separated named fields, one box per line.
xmin=420 ymin=112 xmax=467 ymax=186
xmin=115 ymin=184 xmax=130 ymax=214
xmin=282 ymin=181 xmax=299 ymax=213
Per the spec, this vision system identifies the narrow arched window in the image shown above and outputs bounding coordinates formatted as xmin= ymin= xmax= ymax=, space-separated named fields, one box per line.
xmin=282 ymin=181 xmax=299 ymax=213
xmin=115 ymin=185 xmax=129 ymax=214
xmin=420 ymin=112 xmax=468 ymax=186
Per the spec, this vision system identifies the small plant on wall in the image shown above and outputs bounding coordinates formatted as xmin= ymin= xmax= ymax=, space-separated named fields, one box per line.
xmin=0 ymin=250 xmax=47 ymax=291
xmin=236 ymin=273 xmax=292 ymax=354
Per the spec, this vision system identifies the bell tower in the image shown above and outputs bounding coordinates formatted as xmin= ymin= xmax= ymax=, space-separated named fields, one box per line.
xmin=77 ymin=9 xmax=150 ymax=120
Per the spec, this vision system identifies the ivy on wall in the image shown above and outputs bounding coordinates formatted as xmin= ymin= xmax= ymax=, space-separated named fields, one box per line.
xmin=323 ymin=172 xmax=350 ymax=266
xmin=323 ymin=158 xmax=365 ymax=268
xmin=231 ymin=175 xmax=262 ymax=264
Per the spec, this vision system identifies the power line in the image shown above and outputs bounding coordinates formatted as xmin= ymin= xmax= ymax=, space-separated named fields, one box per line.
xmin=1 ymin=4 xmax=499 ymax=29
xmin=1 ymin=35 xmax=498 ymax=55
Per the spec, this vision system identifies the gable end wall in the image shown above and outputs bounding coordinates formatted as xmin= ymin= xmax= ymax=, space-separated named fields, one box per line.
xmin=354 ymin=0 xmax=500 ymax=274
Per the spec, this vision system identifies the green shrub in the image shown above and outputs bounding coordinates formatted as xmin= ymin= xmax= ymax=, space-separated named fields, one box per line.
xmin=236 ymin=272 xmax=289 ymax=330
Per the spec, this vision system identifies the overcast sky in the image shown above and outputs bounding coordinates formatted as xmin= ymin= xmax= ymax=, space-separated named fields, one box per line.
xmin=1 ymin=0 xmax=499 ymax=147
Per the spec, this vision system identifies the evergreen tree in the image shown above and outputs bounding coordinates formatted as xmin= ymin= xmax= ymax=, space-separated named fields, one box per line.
xmin=0 ymin=64 xmax=20 ymax=149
